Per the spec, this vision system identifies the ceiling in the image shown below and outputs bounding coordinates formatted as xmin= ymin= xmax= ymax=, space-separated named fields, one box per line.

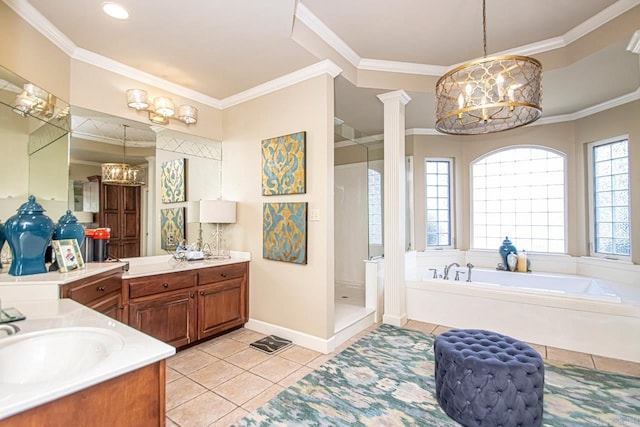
xmin=14 ymin=0 xmax=640 ymax=137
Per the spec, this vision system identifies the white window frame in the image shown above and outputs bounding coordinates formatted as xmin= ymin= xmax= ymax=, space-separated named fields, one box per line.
xmin=470 ymin=145 xmax=567 ymax=253
xmin=425 ymin=157 xmax=454 ymax=249
xmin=587 ymin=135 xmax=632 ymax=261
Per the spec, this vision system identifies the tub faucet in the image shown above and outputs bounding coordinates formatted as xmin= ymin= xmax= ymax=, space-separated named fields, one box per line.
xmin=443 ymin=262 xmax=460 ymax=280
xmin=466 ymin=263 xmax=474 ymax=282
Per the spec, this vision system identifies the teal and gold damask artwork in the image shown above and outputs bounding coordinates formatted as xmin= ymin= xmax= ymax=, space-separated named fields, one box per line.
xmin=263 ymin=202 xmax=307 ymax=264
xmin=160 ymin=207 xmax=185 ymax=250
xmin=261 ymin=131 xmax=306 ymax=195
xmin=161 ymin=158 xmax=186 ymax=203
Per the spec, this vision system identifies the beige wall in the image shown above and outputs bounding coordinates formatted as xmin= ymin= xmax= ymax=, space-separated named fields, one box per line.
xmin=0 ymin=2 xmax=70 ymax=101
xmin=409 ymin=101 xmax=639 ymax=263
xmin=222 ymin=74 xmax=335 ymax=339
xmin=70 ymin=61 xmax=223 ymax=142
xmin=574 ymin=101 xmax=640 ymax=263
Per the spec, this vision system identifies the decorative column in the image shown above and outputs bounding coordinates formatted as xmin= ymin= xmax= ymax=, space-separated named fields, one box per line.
xmin=376 ymin=90 xmax=411 ymax=326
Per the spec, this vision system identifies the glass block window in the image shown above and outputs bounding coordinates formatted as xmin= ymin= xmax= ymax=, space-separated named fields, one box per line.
xmin=591 ymin=138 xmax=630 ymax=258
xmin=368 ymin=168 xmax=382 ymax=245
xmin=425 ymin=159 xmax=452 ymax=247
xmin=472 ymin=147 xmax=565 ymax=253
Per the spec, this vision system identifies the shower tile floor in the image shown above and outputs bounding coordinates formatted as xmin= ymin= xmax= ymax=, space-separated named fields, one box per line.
xmin=165 ymin=320 xmax=640 ymax=426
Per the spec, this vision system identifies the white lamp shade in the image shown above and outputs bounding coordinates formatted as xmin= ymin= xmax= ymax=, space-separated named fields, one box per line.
xmin=199 ymin=200 xmax=236 ymax=224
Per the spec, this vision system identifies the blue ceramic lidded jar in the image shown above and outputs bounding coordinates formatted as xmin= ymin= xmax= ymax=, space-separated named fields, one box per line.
xmin=0 ymin=220 xmax=5 ymax=269
xmin=54 ymin=210 xmax=85 ymax=247
xmin=5 ymin=195 xmax=54 ymax=276
xmin=498 ymin=236 xmax=518 ymax=269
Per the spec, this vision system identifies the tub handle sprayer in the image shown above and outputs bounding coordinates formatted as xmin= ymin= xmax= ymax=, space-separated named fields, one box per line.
xmin=466 ymin=263 xmax=474 ymax=282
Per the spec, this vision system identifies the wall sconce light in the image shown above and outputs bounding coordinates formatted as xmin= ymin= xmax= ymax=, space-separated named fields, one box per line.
xmin=126 ymin=89 xmax=198 ymax=125
xmin=12 ymin=82 xmax=69 ymax=120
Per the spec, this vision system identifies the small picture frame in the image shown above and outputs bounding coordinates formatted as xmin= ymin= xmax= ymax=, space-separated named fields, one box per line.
xmin=52 ymin=239 xmax=85 ymax=273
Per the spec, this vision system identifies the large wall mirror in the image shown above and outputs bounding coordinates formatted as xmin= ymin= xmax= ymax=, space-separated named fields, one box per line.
xmin=0 ymin=64 xmax=223 ymax=260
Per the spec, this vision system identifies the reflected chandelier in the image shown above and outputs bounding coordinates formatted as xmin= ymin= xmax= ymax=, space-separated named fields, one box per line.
xmin=101 ymin=124 xmax=146 ymax=186
xmin=435 ymin=0 xmax=542 ymax=135
xmin=126 ymin=89 xmax=197 ymax=125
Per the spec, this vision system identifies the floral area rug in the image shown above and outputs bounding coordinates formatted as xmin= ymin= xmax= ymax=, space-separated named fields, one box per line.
xmin=236 ymin=325 xmax=640 ymax=426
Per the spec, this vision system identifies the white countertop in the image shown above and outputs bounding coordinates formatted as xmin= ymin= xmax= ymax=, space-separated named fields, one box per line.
xmin=122 ymin=251 xmax=251 ymax=279
xmin=0 ymin=262 xmax=126 ymax=286
xmin=0 ymin=299 xmax=175 ymax=420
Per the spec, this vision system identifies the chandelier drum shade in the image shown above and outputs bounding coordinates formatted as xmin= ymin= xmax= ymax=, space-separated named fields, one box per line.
xmin=126 ymin=89 xmax=198 ymax=125
xmin=435 ymin=0 xmax=542 ymax=135
xmin=101 ymin=124 xmax=146 ymax=186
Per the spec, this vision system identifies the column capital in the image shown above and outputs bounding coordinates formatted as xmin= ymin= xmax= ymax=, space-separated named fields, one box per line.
xmin=376 ymin=90 xmax=411 ymax=106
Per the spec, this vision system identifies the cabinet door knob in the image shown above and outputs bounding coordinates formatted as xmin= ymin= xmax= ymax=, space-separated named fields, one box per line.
xmin=97 ymin=286 xmax=106 ymax=291
xmin=190 ymin=293 xmax=195 ymax=298
xmin=221 ymin=273 xmax=227 ymax=278
xmin=199 ymin=290 xmax=204 ymax=296
xmin=163 ymin=283 xmax=169 ymax=288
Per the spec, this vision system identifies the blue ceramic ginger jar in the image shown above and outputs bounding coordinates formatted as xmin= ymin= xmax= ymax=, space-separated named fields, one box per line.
xmin=498 ymin=236 xmax=518 ymax=269
xmin=5 ymin=195 xmax=54 ymax=276
xmin=54 ymin=210 xmax=85 ymax=246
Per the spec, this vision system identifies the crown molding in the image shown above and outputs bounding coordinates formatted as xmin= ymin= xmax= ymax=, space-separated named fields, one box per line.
xmin=3 ymin=0 xmax=77 ymax=56
xmin=536 ymin=86 xmax=640 ymax=125
xmin=409 ymin=87 xmax=640 ymax=134
xmin=359 ymin=59 xmax=448 ymax=76
xmin=628 ymin=30 xmax=640 ymax=54
xmin=220 ymin=59 xmax=342 ymax=109
xmin=294 ymin=3 xmax=361 ymax=68
xmin=563 ymin=0 xmax=640 ymax=45
xmin=72 ymin=48 xmax=224 ymax=109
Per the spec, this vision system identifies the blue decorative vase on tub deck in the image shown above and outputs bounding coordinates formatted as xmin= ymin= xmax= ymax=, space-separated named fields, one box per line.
xmin=5 ymin=195 xmax=54 ymax=276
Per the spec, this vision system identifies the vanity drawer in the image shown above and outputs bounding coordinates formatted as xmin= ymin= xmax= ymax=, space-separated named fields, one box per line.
xmin=198 ymin=263 xmax=247 ymax=285
xmin=61 ymin=270 xmax=123 ymax=305
xmin=128 ymin=271 xmax=197 ymax=299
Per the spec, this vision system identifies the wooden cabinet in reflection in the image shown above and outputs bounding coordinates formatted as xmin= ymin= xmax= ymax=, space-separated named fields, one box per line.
xmin=88 ymin=175 xmax=141 ymax=259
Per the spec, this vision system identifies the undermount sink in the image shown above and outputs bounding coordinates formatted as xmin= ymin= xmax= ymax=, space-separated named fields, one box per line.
xmin=0 ymin=327 xmax=125 ymax=385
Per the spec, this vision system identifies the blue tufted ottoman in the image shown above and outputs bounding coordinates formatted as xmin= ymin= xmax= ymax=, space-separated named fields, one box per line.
xmin=433 ymin=329 xmax=544 ymax=427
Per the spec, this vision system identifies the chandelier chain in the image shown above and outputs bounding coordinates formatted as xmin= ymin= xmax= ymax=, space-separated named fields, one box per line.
xmin=482 ymin=0 xmax=487 ymax=57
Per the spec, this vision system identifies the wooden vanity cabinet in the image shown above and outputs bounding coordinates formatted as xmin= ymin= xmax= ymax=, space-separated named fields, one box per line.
xmin=197 ymin=263 xmax=249 ymax=340
xmin=124 ymin=262 xmax=249 ymax=348
xmin=127 ymin=271 xmax=198 ymax=348
xmin=60 ymin=268 xmax=125 ymax=321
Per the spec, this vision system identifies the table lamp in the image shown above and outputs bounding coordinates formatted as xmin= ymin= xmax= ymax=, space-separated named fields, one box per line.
xmin=198 ymin=200 xmax=237 ymax=259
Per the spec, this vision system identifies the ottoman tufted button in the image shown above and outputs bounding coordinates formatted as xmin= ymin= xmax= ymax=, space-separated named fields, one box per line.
xmin=434 ymin=329 xmax=544 ymax=427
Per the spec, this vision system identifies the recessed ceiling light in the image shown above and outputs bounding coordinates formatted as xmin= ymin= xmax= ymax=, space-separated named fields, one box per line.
xmin=102 ymin=2 xmax=129 ymax=20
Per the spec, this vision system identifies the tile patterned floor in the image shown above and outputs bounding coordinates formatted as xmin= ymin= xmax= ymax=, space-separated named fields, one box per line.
xmin=165 ymin=321 xmax=640 ymax=426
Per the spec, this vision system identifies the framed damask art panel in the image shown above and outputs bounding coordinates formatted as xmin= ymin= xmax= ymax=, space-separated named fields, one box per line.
xmin=263 ymin=202 xmax=307 ymax=264
xmin=160 ymin=207 xmax=185 ymax=250
xmin=161 ymin=158 xmax=186 ymax=203
xmin=261 ymin=131 xmax=306 ymax=196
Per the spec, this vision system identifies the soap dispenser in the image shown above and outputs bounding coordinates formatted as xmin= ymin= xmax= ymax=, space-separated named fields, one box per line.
xmin=517 ymin=250 xmax=528 ymax=272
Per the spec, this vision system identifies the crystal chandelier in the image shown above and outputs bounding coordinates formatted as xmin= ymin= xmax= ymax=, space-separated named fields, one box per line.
xmin=101 ymin=124 xmax=146 ymax=186
xmin=435 ymin=0 xmax=542 ymax=135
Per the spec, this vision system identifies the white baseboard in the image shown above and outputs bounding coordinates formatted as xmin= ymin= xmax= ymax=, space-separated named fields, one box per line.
xmin=383 ymin=313 xmax=408 ymax=327
xmin=334 ymin=311 xmax=375 ymax=348
xmin=244 ymin=318 xmax=335 ymax=354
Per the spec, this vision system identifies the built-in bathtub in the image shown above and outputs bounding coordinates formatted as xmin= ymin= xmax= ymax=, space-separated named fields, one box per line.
xmin=406 ymin=261 xmax=640 ymax=362
xmin=435 ymin=268 xmax=622 ymax=303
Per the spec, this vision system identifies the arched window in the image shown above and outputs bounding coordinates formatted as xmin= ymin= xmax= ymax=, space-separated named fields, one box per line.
xmin=471 ymin=146 xmax=566 ymax=253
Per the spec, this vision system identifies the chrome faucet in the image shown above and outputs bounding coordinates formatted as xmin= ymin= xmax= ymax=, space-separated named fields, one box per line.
xmin=0 ymin=323 xmax=20 ymax=336
xmin=466 ymin=262 xmax=474 ymax=282
xmin=443 ymin=262 xmax=460 ymax=280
